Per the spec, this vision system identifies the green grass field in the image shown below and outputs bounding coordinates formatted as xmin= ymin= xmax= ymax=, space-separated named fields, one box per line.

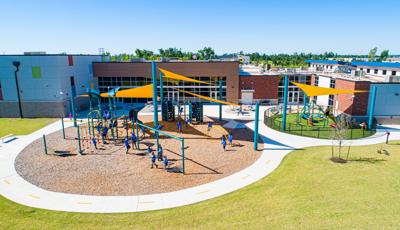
xmin=0 ymin=118 xmax=56 ymax=137
xmin=267 ymin=114 xmax=375 ymax=139
xmin=1 ymin=137 xmax=400 ymax=229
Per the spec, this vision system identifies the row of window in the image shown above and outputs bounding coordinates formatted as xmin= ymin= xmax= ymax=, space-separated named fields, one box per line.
xmin=98 ymin=76 xmax=227 ymax=103
xmin=360 ymin=68 xmax=396 ymax=76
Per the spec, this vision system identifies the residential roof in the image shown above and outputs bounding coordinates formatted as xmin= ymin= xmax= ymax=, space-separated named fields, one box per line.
xmin=306 ymin=59 xmax=347 ymax=65
xmin=351 ymin=61 xmax=400 ymax=69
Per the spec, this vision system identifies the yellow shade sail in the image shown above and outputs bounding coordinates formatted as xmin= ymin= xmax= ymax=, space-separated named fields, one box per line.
xmin=176 ymin=89 xmax=239 ymax=106
xmin=291 ymin=82 xmax=368 ymax=97
xmin=100 ymin=84 xmax=154 ymax=98
xmin=159 ymin=68 xmax=210 ymax=85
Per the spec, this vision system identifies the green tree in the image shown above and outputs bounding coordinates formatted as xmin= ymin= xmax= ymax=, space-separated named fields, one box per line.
xmin=368 ymin=47 xmax=378 ymax=62
xmin=198 ymin=47 xmax=215 ymax=60
xmin=379 ymin=50 xmax=389 ymax=61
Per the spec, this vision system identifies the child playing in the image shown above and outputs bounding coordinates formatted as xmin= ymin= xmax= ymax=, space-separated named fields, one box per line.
xmin=162 ymin=155 xmax=169 ymax=170
xmin=177 ymin=120 xmax=183 ymax=133
xmin=141 ymin=126 xmax=146 ymax=138
xmin=91 ymin=137 xmax=97 ymax=150
xmin=185 ymin=116 xmax=190 ymax=127
xmin=124 ymin=137 xmax=130 ymax=154
xmin=207 ymin=121 xmax=213 ymax=135
xmin=151 ymin=152 xmax=158 ymax=169
xmin=228 ymin=133 xmax=233 ymax=146
xmin=147 ymin=145 xmax=153 ymax=155
xmin=222 ymin=137 xmax=227 ymax=151
xmin=130 ymin=133 xmax=137 ymax=149
xmin=157 ymin=144 xmax=163 ymax=161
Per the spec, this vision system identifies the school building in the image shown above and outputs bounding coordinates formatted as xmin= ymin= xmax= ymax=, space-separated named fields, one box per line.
xmin=0 ymin=54 xmax=102 ymax=117
xmin=1 ymin=53 xmax=399 ymax=124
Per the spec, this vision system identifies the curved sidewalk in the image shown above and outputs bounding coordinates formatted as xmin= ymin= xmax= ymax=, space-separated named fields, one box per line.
xmin=1 ymin=119 xmax=399 ymax=213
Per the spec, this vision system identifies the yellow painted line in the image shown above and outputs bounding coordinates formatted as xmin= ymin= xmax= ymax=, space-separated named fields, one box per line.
xmin=196 ymin=190 xmax=210 ymax=195
xmin=3 ymin=179 xmax=11 ymax=185
xmin=77 ymin=201 xmax=92 ymax=205
xmin=265 ymin=160 xmax=271 ymax=165
xmin=138 ymin=201 xmax=155 ymax=204
xmin=28 ymin=194 xmax=40 ymax=199
xmin=241 ymin=175 xmax=251 ymax=180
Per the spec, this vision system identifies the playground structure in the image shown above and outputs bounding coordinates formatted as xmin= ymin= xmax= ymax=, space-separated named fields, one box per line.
xmin=43 ymin=61 xmax=252 ymax=175
xmin=264 ymin=77 xmax=376 ymax=139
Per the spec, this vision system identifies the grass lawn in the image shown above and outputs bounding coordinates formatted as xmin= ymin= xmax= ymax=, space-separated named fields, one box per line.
xmin=267 ymin=114 xmax=375 ymax=139
xmin=0 ymin=118 xmax=56 ymax=137
xmin=1 ymin=140 xmax=400 ymax=229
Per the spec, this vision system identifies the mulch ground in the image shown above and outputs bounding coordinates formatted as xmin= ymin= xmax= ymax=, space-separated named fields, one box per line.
xmin=15 ymin=116 xmax=262 ymax=196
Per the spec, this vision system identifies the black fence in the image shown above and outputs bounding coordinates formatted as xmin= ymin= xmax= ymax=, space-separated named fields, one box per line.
xmin=264 ymin=112 xmax=376 ymax=140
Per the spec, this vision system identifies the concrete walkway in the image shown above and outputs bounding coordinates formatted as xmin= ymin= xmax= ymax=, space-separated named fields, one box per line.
xmin=1 ymin=115 xmax=400 ymax=213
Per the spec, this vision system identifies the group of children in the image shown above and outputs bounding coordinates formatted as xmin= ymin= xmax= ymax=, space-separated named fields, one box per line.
xmin=221 ymin=133 xmax=234 ymax=151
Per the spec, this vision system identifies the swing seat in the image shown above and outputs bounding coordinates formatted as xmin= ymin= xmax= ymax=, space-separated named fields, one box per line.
xmin=54 ymin=150 xmax=73 ymax=156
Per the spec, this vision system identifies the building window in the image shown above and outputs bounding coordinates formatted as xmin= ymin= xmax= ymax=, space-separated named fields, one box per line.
xmin=330 ymin=78 xmax=336 ymax=88
xmin=314 ymin=76 xmax=319 ymax=86
xmin=367 ymin=69 xmax=370 ymax=73
xmin=392 ymin=71 xmax=397 ymax=76
xmin=383 ymin=70 xmax=387 ymax=75
xmin=374 ymin=69 xmax=378 ymax=74
xmin=360 ymin=68 xmax=363 ymax=71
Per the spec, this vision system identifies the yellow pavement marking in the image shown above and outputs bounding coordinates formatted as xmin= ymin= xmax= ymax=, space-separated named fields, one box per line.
xmin=241 ymin=175 xmax=251 ymax=180
xmin=196 ymin=190 xmax=210 ymax=195
xmin=3 ymin=179 xmax=11 ymax=185
xmin=28 ymin=194 xmax=40 ymax=199
xmin=77 ymin=201 xmax=92 ymax=205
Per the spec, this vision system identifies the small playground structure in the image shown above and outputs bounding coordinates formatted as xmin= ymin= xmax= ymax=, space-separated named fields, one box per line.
xmin=264 ymin=78 xmax=375 ymax=139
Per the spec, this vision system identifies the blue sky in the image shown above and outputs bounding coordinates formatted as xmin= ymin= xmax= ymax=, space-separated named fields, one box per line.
xmin=0 ymin=0 xmax=399 ymax=55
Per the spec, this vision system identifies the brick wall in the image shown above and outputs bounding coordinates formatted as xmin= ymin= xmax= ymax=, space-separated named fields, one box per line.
xmin=334 ymin=79 xmax=370 ymax=116
xmin=239 ymin=75 xmax=280 ymax=100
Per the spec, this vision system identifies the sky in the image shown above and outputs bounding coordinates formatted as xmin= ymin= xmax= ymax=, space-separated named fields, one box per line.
xmin=0 ymin=0 xmax=399 ymax=55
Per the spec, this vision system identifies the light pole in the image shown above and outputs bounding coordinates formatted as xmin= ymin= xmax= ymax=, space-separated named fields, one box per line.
xmin=12 ymin=61 xmax=23 ymax=118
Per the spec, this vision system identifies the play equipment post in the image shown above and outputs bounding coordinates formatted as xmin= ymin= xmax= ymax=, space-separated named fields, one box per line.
xmin=125 ymin=116 xmax=128 ymax=139
xmin=189 ymin=102 xmax=193 ymax=122
xmin=303 ymin=93 xmax=307 ymax=111
xmin=61 ymin=115 xmax=65 ymax=139
xmin=43 ymin=134 xmax=47 ymax=155
xmin=253 ymin=103 xmax=259 ymax=150
xmin=77 ymin=126 xmax=82 ymax=154
xmin=70 ymin=85 xmax=77 ymax=127
xmin=136 ymin=121 xmax=139 ymax=148
xmin=152 ymin=61 xmax=159 ymax=150
xmin=368 ymin=86 xmax=377 ymax=130
xmin=181 ymin=138 xmax=185 ymax=174
xmin=282 ymin=75 xmax=289 ymax=131
xmin=219 ymin=80 xmax=222 ymax=121
xmin=160 ymin=72 xmax=164 ymax=107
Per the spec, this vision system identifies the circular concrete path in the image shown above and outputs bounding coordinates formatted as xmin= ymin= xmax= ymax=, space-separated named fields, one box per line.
xmin=1 ymin=108 xmax=399 ymax=213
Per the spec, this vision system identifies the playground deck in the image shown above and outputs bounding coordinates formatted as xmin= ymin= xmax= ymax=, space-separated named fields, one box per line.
xmin=15 ymin=115 xmax=261 ymax=196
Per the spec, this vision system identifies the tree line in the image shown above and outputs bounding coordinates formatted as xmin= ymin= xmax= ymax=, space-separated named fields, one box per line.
xmin=104 ymin=47 xmax=392 ymax=68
